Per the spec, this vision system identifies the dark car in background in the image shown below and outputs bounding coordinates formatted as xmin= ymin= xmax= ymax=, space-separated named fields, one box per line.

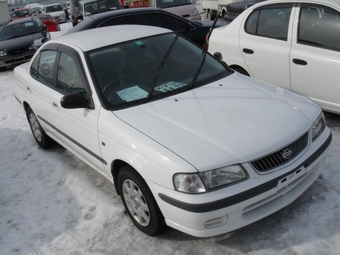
xmin=0 ymin=16 xmax=50 ymax=71
xmin=65 ymin=8 xmax=226 ymax=47
xmin=224 ymin=0 xmax=266 ymax=22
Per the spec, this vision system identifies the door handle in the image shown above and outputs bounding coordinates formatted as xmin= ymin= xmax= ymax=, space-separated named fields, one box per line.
xmin=243 ymin=48 xmax=254 ymax=54
xmin=292 ymin=59 xmax=307 ymax=65
xmin=52 ymin=101 xmax=59 ymax=110
xmin=26 ymin=87 xmax=32 ymax=94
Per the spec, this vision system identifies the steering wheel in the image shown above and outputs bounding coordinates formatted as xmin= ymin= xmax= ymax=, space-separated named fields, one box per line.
xmin=102 ymin=77 xmax=135 ymax=96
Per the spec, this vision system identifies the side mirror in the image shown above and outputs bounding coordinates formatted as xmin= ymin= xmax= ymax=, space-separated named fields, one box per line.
xmin=33 ymin=37 xmax=49 ymax=48
xmin=61 ymin=92 xmax=93 ymax=109
xmin=213 ymin=52 xmax=223 ymax=62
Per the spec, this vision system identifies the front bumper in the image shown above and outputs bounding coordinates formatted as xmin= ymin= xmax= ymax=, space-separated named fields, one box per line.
xmin=0 ymin=51 xmax=35 ymax=69
xmin=152 ymin=129 xmax=332 ymax=237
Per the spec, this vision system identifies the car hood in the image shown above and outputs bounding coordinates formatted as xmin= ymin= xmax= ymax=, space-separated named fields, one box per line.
xmin=0 ymin=33 xmax=41 ymax=51
xmin=48 ymin=11 xmax=64 ymax=18
xmin=114 ymin=73 xmax=320 ymax=171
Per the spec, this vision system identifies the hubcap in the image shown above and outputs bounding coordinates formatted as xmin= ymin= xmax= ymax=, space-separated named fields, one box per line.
xmin=29 ymin=113 xmax=42 ymax=142
xmin=122 ymin=179 xmax=150 ymax=227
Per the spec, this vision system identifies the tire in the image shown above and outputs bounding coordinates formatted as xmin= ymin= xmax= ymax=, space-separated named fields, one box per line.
xmin=118 ymin=165 xmax=167 ymax=236
xmin=207 ymin=10 xmax=217 ymax=21
xmin=26 ymin=107 xmax=55 ymax=148
xmin=210 ymin=10 xmax=217 ymax=20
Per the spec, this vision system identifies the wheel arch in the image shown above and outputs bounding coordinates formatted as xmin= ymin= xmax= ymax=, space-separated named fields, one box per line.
xmin=229 ymin=64 xmax=250 ymax=76
xmin=111 ymin=159 xmax=128 ymax=195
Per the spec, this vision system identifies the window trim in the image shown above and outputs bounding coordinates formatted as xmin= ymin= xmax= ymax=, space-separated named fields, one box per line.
xmin=245 ymin=3 xmax=294 ymax=41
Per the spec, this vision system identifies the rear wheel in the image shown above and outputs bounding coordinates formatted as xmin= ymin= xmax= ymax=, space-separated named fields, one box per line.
xmin=118 ymin=165 xmax=167 ymax=236
xmin=27 ymin=107 xmax=55 ymax=148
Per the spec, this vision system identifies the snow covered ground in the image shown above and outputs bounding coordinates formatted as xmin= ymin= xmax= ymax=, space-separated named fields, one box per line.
xmin=1 ymin=22 xmax=340 ymax=255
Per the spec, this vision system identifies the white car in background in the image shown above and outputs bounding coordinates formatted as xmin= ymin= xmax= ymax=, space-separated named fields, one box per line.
xmin=14 ymin=25 xmax=331 ymax=237
xmin=43 ymin=3 xmax=67 ymax=23
xmin=208 ymin=0 xmax=340 ymax=115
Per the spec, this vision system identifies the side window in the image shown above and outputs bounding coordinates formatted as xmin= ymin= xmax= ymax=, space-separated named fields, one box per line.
xmin=138 ymin=13 xmax=188 ymax=32
xmin=30 ymin=50 xmax=57 ymax=86
xmin=102 ymin=15 xmax=138 ymax=26
xmin=57 ymin=53 xmax=85 ymax=94
xmin=245 ymin=6 xmax=292 ymax=40
xmin=298 ymin=5 xmax=340 ymax=51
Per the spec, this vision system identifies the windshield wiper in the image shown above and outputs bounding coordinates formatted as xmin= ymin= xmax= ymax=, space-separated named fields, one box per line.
xmin=145 ymin=32 xmax=180 ymax=103
xmin=188 ymin=11 xmax=221 ymax=89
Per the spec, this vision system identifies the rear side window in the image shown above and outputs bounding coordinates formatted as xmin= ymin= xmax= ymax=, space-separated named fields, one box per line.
xmin=102 ymin=15 xmax=138 ymax=26
xmin=298 ymin=5 xmax=340 ymax=52
xmin=30 ymin=50 xmax=57 ymax=86
xmin=245 ymin=5 xmax=292 ymax=40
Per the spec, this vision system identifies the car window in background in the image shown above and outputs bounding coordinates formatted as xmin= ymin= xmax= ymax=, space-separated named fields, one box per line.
xmin=298 ymin=4 xmax=340 ymax=51
xmin=138 ymin=13 xmax=189 ymax=31
xmin=57 ymin=53 xmax=85 ymax=93
xmin=30 ymin=51 xmax=57 ymax=86
xmin=103 ymin=15 xmax=138 ymax=25
xmin=0 ymin=21 xmax=39 ymax=41
xmin=245 ymin=5 xmax=292 ymax=40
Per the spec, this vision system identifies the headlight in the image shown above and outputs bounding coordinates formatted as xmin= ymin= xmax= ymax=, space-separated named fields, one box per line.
xmin=173 ymin=173 xmax=206 ymax=193
xmin=192 ymin=8 xmax=199 ymax=16
xmin=173 ymin=165 xmax=248 ymax=193
xmin=60 ymin=13 xmax=65 ymax=18
xmin=199 ymin=165 xmax=248 ymax=190
xmin=312 ymin=112 xmax=326 ymax=141
xmin=0 ymin=50 xmax=7 ymax=57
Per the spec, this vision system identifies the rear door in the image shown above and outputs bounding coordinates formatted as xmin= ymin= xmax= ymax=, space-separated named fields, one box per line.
xmin=238 ymin=3 xmax=294 ymax=90
xmin=290 ymin=3 xmax=340 ymax=113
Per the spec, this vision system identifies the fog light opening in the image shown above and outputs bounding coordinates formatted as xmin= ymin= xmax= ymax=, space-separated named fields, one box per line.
xmin=204 ymin=215 xmax=228 ymax=229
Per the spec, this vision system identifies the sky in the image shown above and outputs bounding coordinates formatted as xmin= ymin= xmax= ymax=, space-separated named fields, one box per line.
xmin=1 ymin=21 xmax=340 ymax=255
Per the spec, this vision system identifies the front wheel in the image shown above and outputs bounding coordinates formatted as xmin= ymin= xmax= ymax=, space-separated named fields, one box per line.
xmin=26 ymin=107 xmax=55 ymax=148
xmin=118 ymin=165 xmax=167 ymax=236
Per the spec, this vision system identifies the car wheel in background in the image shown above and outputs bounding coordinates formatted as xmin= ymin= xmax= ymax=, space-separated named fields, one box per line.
xmin=207 ymin=10 xmax=217 ymax=21
xmin=27 ymin=107 xmax=55 ymax=148
xmin=118 ymin=165 xmax=167 ymax=236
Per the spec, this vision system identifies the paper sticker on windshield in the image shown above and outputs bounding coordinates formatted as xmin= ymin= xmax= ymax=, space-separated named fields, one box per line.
xmin=134 ymin=40 xmax=145 ymax=47
xmin=25 ymin=22 xmax=34 ymax=27
xmin=116 ymin=86 xmax=148 ymax=102
xmin=155 ymin=82 xmax=186 ymax=92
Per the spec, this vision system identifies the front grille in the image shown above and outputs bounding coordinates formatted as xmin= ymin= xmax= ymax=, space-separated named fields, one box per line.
xmin=250 ymin=132 xmax=309 ymax=173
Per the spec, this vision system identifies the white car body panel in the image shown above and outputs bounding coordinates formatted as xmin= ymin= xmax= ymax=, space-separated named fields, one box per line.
xmin=208 ymin=0 xmax=340 ymax=114
xmin=13 ymin=25 xmax=332 ymax=237
xmin=115 ymin=73 xmax=318 ymax=170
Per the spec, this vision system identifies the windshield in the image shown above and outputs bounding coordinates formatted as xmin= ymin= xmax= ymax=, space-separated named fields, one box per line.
xmin=156 ymin=0 xmax=192 ymax=8
xmin=87 ymin=33 xmax=231 ymax=110
xmin=83 ymin=0 xmax=121 ymax=16
xmin=12 ymin=9 xmax=30 ymax=18
xmin=0 ymin=21 xmax=39 ymax=41
xmin=46 ymin=5 xmax=63 ymax=13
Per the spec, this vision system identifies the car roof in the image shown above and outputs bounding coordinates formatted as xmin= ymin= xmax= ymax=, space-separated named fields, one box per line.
xmin=264 ymin=0 xmax=340 ymax=5
xmin=6 ymin=16 xmax=36 ymax=26
xmin=84 ymin=7 xmax=165 ymax=20
xmin=50 ymin=25 xmax=171 ymax=52
xmin=44 ymin=3 xmax=63 ymax=7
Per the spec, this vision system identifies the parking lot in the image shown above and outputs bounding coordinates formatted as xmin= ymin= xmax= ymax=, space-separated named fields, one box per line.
xmin=1 ymin=21 xmax=340 ymax=255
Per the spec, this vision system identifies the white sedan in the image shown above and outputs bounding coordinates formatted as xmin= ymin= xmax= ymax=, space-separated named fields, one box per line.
xmin=43 ymin=3 xmax=67 ymax=23
xmin=14 ymin=25 xmax=332 ymax=237
xmin=209 ymin=0 xmax=340 ymax=115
